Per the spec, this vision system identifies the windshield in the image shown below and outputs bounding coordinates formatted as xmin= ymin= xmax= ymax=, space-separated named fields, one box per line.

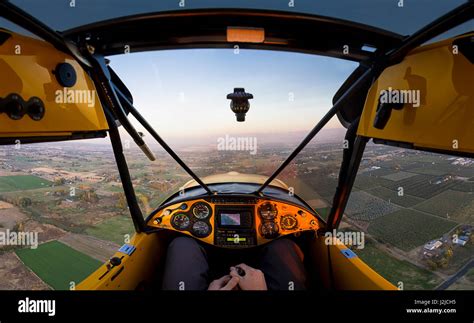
xmin=109 ymin=48 xmax=355 ymax=198
xmin=10 ymin=0 xmax=466 ymax=35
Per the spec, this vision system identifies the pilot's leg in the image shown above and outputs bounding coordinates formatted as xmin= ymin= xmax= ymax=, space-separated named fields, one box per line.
xmin=259 ymin=238 xmax=307 ymax=290
xmin=162 ymin=236 xmax=209 ymax=290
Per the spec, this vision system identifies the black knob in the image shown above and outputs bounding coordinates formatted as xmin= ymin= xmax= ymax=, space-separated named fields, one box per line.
xmin=55 ymin=63 xmax=77 ymax=87
xmin=26 ymin=97 xmax=45 ymax=121
xmin=235 ymin=266 xmax=246 ymax=277
xmin=109 ymin=257 xmax=122 ymax=267
xmin=1 ymin=94 xmax=25 ymax=120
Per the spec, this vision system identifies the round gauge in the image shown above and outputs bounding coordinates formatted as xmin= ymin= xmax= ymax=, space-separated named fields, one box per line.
xmin=171 ymin=213 xmax=190 ymax=230
xmin=281 ymin=215 xmax=298 ymax=230
xmin=192 ymin=221 xmax=211 ymax=238
xmin=258 ymin=202 xmax=278 ymax=220
xmin=260 ymin=222 xmax=280 ymax=239
xmin=192 ymin=202 xmax=211 ymax=219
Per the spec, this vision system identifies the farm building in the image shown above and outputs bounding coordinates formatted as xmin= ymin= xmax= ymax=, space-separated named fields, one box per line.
xmin=424 ymin=240 xmax=443 ymax=251
xmin=452 ymin=235 xmax=469 ymax=246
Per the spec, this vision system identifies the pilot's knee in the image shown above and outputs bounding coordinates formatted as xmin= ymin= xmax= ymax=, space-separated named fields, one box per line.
xmin=265 ymin=238 xmax=304 ymax=259
xmin=267 ymin=238 xmax=297 ymax=250
xmin=168 ymin=236 xmax=199 ymax=251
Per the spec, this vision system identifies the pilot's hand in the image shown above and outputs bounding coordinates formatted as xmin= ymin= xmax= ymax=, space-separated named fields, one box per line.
xmin=230 ymin=264 xmax=267 ymax=291
xmin=208 ymin=275 xmax=240 ymax=291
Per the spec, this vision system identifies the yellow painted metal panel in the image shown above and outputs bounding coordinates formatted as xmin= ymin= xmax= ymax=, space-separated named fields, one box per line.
xmin=309 ymin=236 xmax=397 ymax=290
xmin=0 ymin=29 xmax=108 ymax=138
xmin=77 ymin=232 xmax=165 ymax=290
xmin=358 ymin=33 xmax=474 ymax=153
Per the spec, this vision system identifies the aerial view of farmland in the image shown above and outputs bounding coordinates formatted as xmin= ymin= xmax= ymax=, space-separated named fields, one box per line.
xmin=345 ymin=143 xmax=474 ymax=290
xmin=0 ymin=135 xmax=472 ymax=290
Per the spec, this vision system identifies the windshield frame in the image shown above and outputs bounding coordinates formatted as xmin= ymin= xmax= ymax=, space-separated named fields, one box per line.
xmin=62 ymin=8 xmax=404 ymax=62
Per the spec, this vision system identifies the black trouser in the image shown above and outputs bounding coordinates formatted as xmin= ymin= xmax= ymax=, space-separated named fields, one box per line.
xmin=161 ymin=236 xmax=307 ymax=290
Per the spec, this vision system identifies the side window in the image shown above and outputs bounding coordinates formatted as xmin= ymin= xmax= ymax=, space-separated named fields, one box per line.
xmin=346 ymin=142 xmax=473 ymax=290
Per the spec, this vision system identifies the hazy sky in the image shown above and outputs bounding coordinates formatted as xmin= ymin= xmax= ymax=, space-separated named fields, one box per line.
xmin=110 ymin=48 xmax=358 ymax=142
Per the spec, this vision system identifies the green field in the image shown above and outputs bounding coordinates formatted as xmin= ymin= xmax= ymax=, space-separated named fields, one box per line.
xmin=368 ymin=209 xmax=458 ymax=251
xmin=452 ymin=181 xmax=474 ymax=192
xmin=467 ymin=268 xmax=474 ymax=282
xmin=353 ymin=174 xmax=392 ymax=190
xmin=16 ymin=241 xmax=101 ymax=290
xmin=366 ymin=186 xmax=425 ymax=208
xmin=345 ymin=191 xmax=400 ymax=221
xmin=0 ymin=175 xmax=51 ymax=192
xmin=414 ymin=190 xmax=474 ymax=224
xmin=364 ymin=168 xmax=397 ymax=177
xmin=402 ymin=154 xmax=443 ymax=164
xmin=381 ymin=171 xmax=418 ymax=182
xmin=357 ymin=242 xmax=442 ymax=290
xmin=85 ymin=215 xmax=134 ymax=245
xmin=407 ymin=167 xmax=449 ymax=176
xmin=449 ymin=244 xmax=474 ymax=271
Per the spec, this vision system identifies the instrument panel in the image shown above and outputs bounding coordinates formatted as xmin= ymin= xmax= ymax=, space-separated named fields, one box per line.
xmin=148 ymin=197 xmax=320 ymax=248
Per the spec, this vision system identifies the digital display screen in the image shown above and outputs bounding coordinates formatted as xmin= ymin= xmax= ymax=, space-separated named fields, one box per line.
xmin=220 ymin=213 xmax=241 ymax=226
